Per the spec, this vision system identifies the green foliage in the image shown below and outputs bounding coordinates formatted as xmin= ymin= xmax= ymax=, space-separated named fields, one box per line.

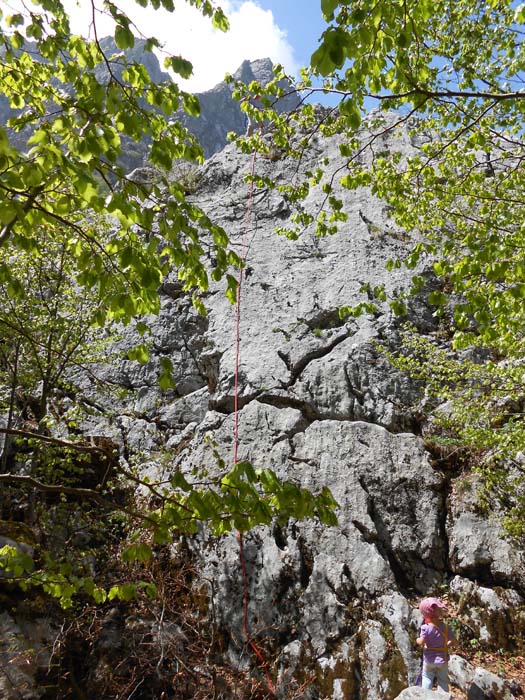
xmin=0 ymin=0 xmax=236 ymax=323
xmin=305 ymin=0 xmax=525 ymax=349
xmin=150 ymin=453 xmax=339 ymax=543
xmin=0 ymin=452 xmax=338 ymax=607
xmin=378 ymin=327 xmax=523 ymax=455
xmin=380 ymin=326 xmax=525 ymax=542
xmin=232 ymin=1 xmax=525 ymax=535
xmin=240 ymin=0 xmax=525 ymax=348
xmin=0 ymin=220 xmax=118 ymax=437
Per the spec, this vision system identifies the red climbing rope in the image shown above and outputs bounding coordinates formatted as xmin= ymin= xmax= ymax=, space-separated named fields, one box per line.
xmin=233 ymin=148 xmax=276 ymax=695
xmin=233 ymin=147 xmax=257 ymax=465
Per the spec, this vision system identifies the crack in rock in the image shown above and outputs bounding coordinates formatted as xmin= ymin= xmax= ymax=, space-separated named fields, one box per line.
xmin=279 ymin=330 xmax=353 ymax=388
xmin=356 ymin=475 xmax=413 ymax=592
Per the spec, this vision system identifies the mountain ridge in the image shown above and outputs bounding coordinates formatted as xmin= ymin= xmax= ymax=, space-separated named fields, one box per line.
xmin=0 ymin=39 xmax=298 ymax=166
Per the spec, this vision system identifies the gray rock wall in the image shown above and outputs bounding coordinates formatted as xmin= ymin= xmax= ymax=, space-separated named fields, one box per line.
xmin=9 ymin=111 xmax=522 ymax=699
xmin=88 ymin=112 xmax=523 ymax=698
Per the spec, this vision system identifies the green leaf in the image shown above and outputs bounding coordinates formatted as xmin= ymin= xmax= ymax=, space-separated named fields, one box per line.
xmin=514 ymin=3 xmax=525 ymax=23
xmin=165 ymin=56 xmax=193 ymax=79
xmin=390 ymin=299 xmax=407 ymax=316
xmin=339 ymin=100 xmax=361 ymax=129
xmin=311 ymin=44 xmax=336 ymax=76
xmin=6 ymin=13 xmax=24 ymax=27
xmin=127 ymin=343 xmax=150 ymax=364
xmin=140 ymin=581 xmax=158 ymax=599
xmin=122 ymin=543 xmax=153 ymax=563
xmin=108 ymin=583 xmax=138 ymax=601
xmin=428 ymin=290 xmax=447 ymax=306
xmin=258 ymin=469 xmax=282 ymax=494
xmin=93 ymin=587 xmax=107 ymax=604
xmin=182 ymin=93 xmax=200 ymax=117
xmin=212 ymin=8 xmax=229 ymax=31
xmin=171 ymin=472 xmax=192 ymax=492
xmin=396 ymin=30 xmax=410 ymax=48
xmin=321 ymin=0 xmax=339 ymax=20
xmin=114 ymin=25 xmax=135 ymax=49
xmin=159 ymin=357 xmax=176 ymax=391
xmin=0 ymin=126 xmax=10 ymax=154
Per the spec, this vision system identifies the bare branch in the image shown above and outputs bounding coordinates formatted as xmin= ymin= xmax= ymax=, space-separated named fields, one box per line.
xmin=0 ymin=471 xmax=157 ymax=525
xmin=0 ymin=427 xmax=112 ymax=454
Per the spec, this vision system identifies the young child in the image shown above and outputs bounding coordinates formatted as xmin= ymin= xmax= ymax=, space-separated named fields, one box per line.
xmin=416 ymin=597 xmax=456 ymax=692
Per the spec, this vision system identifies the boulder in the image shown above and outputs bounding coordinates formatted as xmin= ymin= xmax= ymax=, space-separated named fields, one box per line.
xmin=467 ymin=667 xmax=515 ymax=700
xmin=394 ymin=688 xmax=451 ymax=700
xmin=449 ymin=577 xmax=525 ymax=649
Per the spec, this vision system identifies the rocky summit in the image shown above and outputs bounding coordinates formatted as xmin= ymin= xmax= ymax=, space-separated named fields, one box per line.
xmin=177 ymin=57 xmax=300 ymax=158
xmin=1 ymin=79 xmax=523 ymax=698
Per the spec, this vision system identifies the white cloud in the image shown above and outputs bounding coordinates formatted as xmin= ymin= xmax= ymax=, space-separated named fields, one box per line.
xmin=62 ymin=0 xmax=298 ymax=92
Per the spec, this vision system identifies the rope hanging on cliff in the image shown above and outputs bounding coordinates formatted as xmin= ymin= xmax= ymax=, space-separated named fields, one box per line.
xmin=233 ymin=146 xmax=257 ymax=465
xmin=233 ymin=148 xmax=276 ymax=695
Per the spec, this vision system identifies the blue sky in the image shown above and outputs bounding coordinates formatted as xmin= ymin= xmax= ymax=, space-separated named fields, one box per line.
xmin=252 ymin=0 xmax=325 ymax=67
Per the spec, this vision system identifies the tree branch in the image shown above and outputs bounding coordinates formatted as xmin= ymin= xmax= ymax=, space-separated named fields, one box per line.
xmin=0 ymin=472 xmax=109 ymax=498
xmin=0 ymin=186 xmax=45 ymax=246
xmin=0 ymin=427 xmax=113 ymax=455
xmin=303 ymin=85 xmax=525 ymax=103
xmin=0 ymin=472 xmax=157 ymax=525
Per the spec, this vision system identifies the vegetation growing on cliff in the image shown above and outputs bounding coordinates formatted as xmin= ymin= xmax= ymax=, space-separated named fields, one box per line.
xmin=242 ymin=0 xmax=525 ymax=538
xmin=0 ymin=0 xmax=338 ymax=611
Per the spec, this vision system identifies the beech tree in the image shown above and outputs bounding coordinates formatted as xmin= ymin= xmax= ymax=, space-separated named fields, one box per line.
xmin=0 ymin=0 xmax=239 ymax=322
xmin=0 ymin=1 xmax=339 ymax=608
xmin=238 ymin=0 xmax=525 ymax=534
xmin=252 ymin=0 xmax=525 ymax=345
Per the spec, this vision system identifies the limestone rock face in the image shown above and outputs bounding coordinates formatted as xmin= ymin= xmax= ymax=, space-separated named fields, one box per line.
xmin=17 ymin=106 xmax=518 ymax=699
xmin=81 ymin=110 xmax=523 ymax=699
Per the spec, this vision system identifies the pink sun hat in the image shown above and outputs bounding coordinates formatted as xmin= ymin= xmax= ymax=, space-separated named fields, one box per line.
xmin=419 ymin=597 xmax=446 ymax=617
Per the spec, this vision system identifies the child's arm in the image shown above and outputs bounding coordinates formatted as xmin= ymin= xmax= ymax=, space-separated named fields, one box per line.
xmin=416 ymin=624 xmax=427 ymax=648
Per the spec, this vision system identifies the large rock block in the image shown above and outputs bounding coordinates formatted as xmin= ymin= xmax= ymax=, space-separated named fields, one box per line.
xmin=394 ymin=689 xmax=451 ymax=700
xmin=448 ymin=476 xmax=524 ymax=587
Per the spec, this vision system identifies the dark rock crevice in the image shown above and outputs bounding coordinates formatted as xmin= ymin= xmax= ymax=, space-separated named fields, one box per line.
xmin=258 ymin=393 xmax=320 ymax=423
xmin=355 ymin=476 xmax=417 ymax=593
xmin=278 ymin=330 xmax=354 ymax=388
xmin=302 ymin=309 xmax=350 ymax=332
xmin=343 ymin=363 xmax=366 ymax=407
xmin=208 ymin=389 xmax=261 ymax=414
xmin=296 ymin=535 xmax=314 ymax=590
